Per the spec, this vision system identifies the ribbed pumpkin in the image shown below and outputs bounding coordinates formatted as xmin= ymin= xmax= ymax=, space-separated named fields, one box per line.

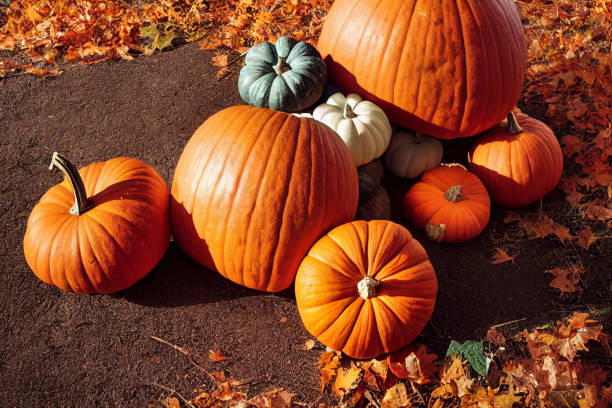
xmin=295 ymin=220 xmax=438 ymax=359
xmin=238 ymin=36 xmax=327 ymax=112
xmin=170 ymin=106 xmax=359 ymax=293
xmin=403 ymin=164 xmax=490 ymax=243
xmin=317 ymin=0 xmax=527 ymax=139
xmin=23 ymin=153 xmax=170 ymax=294
xmin=312 ymin=92 xmax=392 ymax=166
xmin=384 ymin=130 xmax=443 ymax=179
xmin=468 ymin=112 xmax=563 ymax=208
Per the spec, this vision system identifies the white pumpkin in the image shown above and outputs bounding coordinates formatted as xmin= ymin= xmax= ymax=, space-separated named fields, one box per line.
xmin=384 ymin=130 xmax=443 ymax=179
xmin=312 ymin=93 xmax=392 ymax=166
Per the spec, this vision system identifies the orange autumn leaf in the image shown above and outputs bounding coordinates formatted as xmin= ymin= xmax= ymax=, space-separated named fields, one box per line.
xmin=381 ymin=383 xmax=411 ymax=408
xmin=491 ymin=247 xmax=519 ymax=265
xmin=301 ymin=339 xmax=315 ymax=351
xmin=317 ymin=351 xmax=341 ymax=392
xmin=387 ymin=344 xmax=438 ymax=384
xmin=209 ymin=349 xmax=228 ymax=362
xmin=331 ymin=362 xmax=363 ymax=397
xmin=562 ymin=135 xmax=587 ymax=157
xmin=211 ymin=54 xmax=228 ymax=67
xmin=575 ymin=226 xmax=600 ymax=249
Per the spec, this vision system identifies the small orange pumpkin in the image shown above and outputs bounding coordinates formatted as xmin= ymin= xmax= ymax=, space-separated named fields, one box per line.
xmin=295 ymin=220 xmax=438 ymax=359
xmin=23 ymin=153 xmax=170 ymax=294
xmin=402 ymin=164 xmax=490 ymax=243
xmin=468 ymin=112 xmax=563 ymax=208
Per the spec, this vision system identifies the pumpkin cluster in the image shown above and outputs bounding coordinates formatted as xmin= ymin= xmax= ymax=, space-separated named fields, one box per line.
xmin=23 ymin=0 xmax=565 ymax=361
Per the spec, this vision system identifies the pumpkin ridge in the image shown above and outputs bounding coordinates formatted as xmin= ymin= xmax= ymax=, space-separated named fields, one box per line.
xmin=372 ymin=0 xmax=404 ymax=101
xmin=471 ymin=0 xmax=499 ymax=132
xmin=325 ymin=297 xmax=366 ymax=351
xmin=308 ymin=121 xmax=326 ymax=242
xmin=324 ymin=234 xmax=365 ymax=281
xmin=87 ymin=211 xmax=139 ymax=292
xmin=392 ymin=0 xmax=418 ymax=106
xmin=185 ymin=111 xmax=239 ymax=214
xmin=348 ymin=220 xmax=368 ymax=276
xmin=371 ymin=296 xmax=408 ymax=350
xmin=304 ymin=253 xmax=358 ymax=284
xmin=45 ymin=213 xmax=75 ymax=290
xmin=81 ymin=216 xmax=110 ymax=292
xmin=219 ymin=112 xmax=271 ymax=287
xmin=367 ymin=220 xmax=392 ymax=277
xmin=353 ymin=0 xmax=384 ymax=75
xmin=241 ymin=112 xmax=293 ymax=289
xmin=74 ymin=217 xmax=96 ymax=294
xmin=265 ymin=115 xmax=301 ymax=290
xmin=200 ymin=109 xmax=264 ymax=276
xmin=94 ymin=207 xmax=156 ymax=259
xmin=456 ymin=0 xmax=479 ymax=131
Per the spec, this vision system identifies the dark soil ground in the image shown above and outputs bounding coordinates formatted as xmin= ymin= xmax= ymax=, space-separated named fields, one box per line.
xmin=0 ymin=44 xmax=609 ymax=407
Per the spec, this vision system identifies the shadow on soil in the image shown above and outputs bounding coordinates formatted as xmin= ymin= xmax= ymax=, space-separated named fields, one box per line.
xmin=119 ymin=243 xmax=261 ymax=306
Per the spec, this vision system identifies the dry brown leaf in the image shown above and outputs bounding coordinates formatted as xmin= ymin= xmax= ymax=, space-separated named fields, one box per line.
xmin=317 ymin=351 xmax=341 ymax=392
xmin=381 ymin=383 xmax=411 ymax=408
xmin=211 ymin=54 xmax=228 ymax=67
xmin=209 ymin=349 xmax=228 ymax=362
xmin=575 ymin=226 xmax=600 ymax=249
xmin=546 ymin=266 xmax=583 ymax=293
xmin=163 ymin=396 xmax=180 ymax=408
xmin=486 ymin=327 xmax=506 ymax=347
xmin=302 ymin=339 xmax=315 ymax=350
xmin=331 ymin=363 xmax=363 ymax=398
xmin=491 ymin=247 xmax=519 ymax=265
xmin=387 ymin=343 xmax=438 ymax=384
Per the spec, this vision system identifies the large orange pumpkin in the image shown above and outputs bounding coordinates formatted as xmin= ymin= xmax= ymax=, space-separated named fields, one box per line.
xmin=468 ymin=112 xmax=563 ymax=208
xmin=403 ymin=164 xmax=490 ymax=243
xmin=295 ymin=220 xmax=438 ymax=359
xmin=317 ymin=0 xmax=527 ymax=139
xmin=23 ymin=153 xmax=170 ymax=294
xmin=170 ymin=106 xmax=359 ymax=293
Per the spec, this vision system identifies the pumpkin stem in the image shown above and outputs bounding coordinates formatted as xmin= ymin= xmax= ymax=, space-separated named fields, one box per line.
xmin=357 ymin=276 xmax=380 ymax=299
xmin=273 ymin=56 xmax=290 ymax=76
xmin=425 ymin=223 xmax=446 ymax=243
xmin=444 ymin=185 xmax=463 ymax=202
xmin=415 ymin=132 xmax=423 ymax=144
xmin=343 ymin=103 xmax=357 ymax=119
xmin=506 ymin=112 xmax=524 ymax=134
xmin=49 ymin=152 xmax=91 ymax=216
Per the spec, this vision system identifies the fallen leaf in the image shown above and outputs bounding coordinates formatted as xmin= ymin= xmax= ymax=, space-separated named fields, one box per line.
xmin=491 ymin=247 xmax=519 ymax=265
xmin=211 ymin=54 xmax=229 ymax=67
xmin=163 ymin=396 xmax=180 ymax=408
xmin=381 ymin=383 xmax=411 ymax=408
xmin=301 ymin=339 xmax=315 ymax=350
xmin=209 ymin=349 xmax=228 ymax=362
xmin=545 ymin=266 xmax=583 ymax=293
xmin=486 ymin=327 xmax=506 ymax=347
xmin=317 ymin=351 xmax=341 ymax=392
xmin=575 ymin=227 xmax=600 ymax=250
xmin=387 ymin=343 xmax=438 ymax=384
xmin=331 ymin=363 xmax=363 ymax=397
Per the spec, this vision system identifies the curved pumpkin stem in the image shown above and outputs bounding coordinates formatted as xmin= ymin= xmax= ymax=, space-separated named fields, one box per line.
xmin=506 ymin=112 xmax=524 ymax=135
xmin=414 ymin=132 xmax=423 ymax=144
xmin=444 ymin=185 xmax=463 ymax=202
xmin=49 ymin=152 xmax=91 ymax=216
xmin=343 ymin=103 xmax=357 ymax=119
xmin=357 ymin=276 xmax=380 ymax=299
xmin=273 ymin=56 xmax=291 ymax=76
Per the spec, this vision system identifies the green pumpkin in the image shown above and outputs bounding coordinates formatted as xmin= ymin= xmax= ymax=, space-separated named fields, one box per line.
xmin=238 ymin=36 xmax=327 ymax=112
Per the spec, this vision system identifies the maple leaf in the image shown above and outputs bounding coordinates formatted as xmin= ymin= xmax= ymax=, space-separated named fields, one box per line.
xmin=387 ymin=344 xmax=438 ymax=384
xmin=381 ymin=383 xmax=411 ymax=408
xmin=486 ymin=327 xmax=506 ymax=347
xmin=248 ymin=388 xmax=295 ymax=408
xmin=211 ymin=54 xmax=228 ymax=67
xmin=331 ymin=362 xmax=363 ymax=398
xmin=491 ymin=247 xmax=519 ymax=265
xmin=575 ymin=226 xmax=600 ymax=249
xmin=317 ymin=351 xmax=341 ymax=392
xmin=545 ymin=266 xmax=583 ymax=293
xmin=209 ymin=349 xmax=228 ymax=362
xmin=585 ymin=202 xmax=612 ymax=221
xmin=562 ymin=134 xmax=587 ymax=157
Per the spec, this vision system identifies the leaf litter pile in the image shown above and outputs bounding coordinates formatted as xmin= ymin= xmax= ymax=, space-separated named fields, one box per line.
xmin=1 ymin=0 xmax=611 ymax=406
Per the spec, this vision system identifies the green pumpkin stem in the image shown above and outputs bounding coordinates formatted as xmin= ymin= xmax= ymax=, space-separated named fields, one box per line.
xmin=49 ymin=152 xmax=91 ymax=216
xmin=343 ymin=103 xmax=357 ymax=119
xmin=273 ymin=56 xmax=290 ymax=76
xmin=357 ymin=276 xmax=379 ymax=299
xmin=444 ymin=185 xmax=463 ymax=202
xmin=507 ymin=112 xmax=524 ymax=134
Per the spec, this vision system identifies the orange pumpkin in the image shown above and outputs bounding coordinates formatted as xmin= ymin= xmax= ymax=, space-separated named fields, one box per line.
xmin=23 ymin=153 xmax=170 ymax=294
xmin=317 ymin=0 xmax=527 ymax=139
xmin=171 ymin=106 xmax=359 ymax=293
xmin=468 ymin=112 xmax=563 ymax=208
xmin=403 ymin=164 xmax=490 ymax=243
xmin=295 ymin=220 xmax=438 ymax=359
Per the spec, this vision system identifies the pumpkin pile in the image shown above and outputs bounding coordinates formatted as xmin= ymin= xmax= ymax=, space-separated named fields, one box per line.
xmin=22 ymin=0 xmax=565 ymax=362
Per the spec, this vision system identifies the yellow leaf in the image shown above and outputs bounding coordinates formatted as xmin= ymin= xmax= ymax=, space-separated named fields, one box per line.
xmin=381 ymin=383 xmax=411 ymax=408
